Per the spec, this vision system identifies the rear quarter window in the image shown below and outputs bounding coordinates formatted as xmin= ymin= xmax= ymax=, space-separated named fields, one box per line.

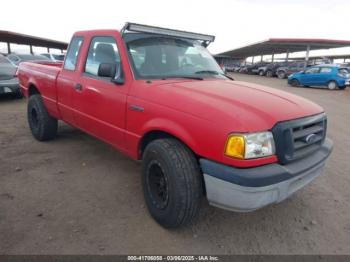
xmin=64 ymin=36 xmax=83 ymax=71
xmin=320 ymin=67 xmax=332 ymax=73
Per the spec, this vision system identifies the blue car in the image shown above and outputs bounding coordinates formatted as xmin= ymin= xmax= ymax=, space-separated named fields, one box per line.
xmin=288 ymin=64 xmax=350 ymax=90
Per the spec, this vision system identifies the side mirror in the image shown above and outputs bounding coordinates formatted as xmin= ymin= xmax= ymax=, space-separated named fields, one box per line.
xmin=98 ymin=63 xmax=125 ymax=85
xmin=98 ymin=63 xmax=116 ymax=78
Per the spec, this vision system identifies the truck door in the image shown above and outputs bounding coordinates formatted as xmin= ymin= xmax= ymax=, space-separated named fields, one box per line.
xmin=56 ymin=36 xmax=84 ymax=125
xmin=72 ymin=34 xmax=128 ymax=150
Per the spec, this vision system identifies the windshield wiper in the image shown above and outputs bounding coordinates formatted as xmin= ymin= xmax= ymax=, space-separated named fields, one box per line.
xmin=161 ymin=75 xmax=203 ymax=80
xmin=195 ymin=70 xmax=234 ymax=80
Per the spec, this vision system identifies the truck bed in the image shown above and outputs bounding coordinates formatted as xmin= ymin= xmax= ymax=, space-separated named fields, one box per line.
xmin=18 ymin=61 xmax=63 ymax=118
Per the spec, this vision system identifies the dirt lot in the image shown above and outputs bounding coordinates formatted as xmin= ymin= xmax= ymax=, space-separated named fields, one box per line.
xmin=1 ymin=74 xmax=350 ymax=255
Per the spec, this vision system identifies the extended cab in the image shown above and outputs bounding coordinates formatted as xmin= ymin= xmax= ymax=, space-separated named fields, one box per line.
xmin=18 ymin=23 xmax=333 ymax=228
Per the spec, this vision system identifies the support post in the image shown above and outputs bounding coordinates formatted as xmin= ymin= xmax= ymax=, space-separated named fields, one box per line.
xmin=47 ymin=47 xmax=50 ymax=53
xmin=7 ymin=42 xmax=11 ymax=54
xmin=286 ymin=50 xmax=289 ymax=62
xmin=61 ymin=49 xmax=63 ymax=54
xmin=252 ymin=56 xmax=255 ymax=64
xmin=271 ymin=53 xmax=275 ymax=62
xmin=305 ymin=45 xmax=310 ymax=70
xmin=261 ymin=55 xmax=263 ymax=62
xmin=30 ymin=45 xmax=33 ymax=54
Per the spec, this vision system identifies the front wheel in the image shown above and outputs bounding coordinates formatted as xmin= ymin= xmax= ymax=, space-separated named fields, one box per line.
xmin=277 ymin=71 xmax=286 ymax=79
xmin=258 ymin=70 xmax=264 ymax=76
xmin=142 ymin=138 xmax=202 ymax=228
xmin=290 ymin=79 xmax=300 ymax=87
xmin=27 ymin=94 xmax=58 ymax=141
xmin=327 ymin=81 xmax=337 ymax=90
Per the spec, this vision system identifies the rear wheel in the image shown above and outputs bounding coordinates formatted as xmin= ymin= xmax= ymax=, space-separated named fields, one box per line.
xmin=258 ymin=70 xmax=264 ymax=76
xmin=327 ymin=81 xmax=337 ymax=90
xmin=277 ymin=71 xmax=286 ymax=79
xmin=290 ymin=79 xmax=300 ymax=87
xmin=142 ymin=138 xmax=202 ymax=228
xmin=27 ymin=94 xmax=58 ymax=141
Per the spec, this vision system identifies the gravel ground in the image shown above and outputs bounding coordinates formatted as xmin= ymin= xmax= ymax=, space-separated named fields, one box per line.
xmin=0 ymin=73 xmax=350 ymax=255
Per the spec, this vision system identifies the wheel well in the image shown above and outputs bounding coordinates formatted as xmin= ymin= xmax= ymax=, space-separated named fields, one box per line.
xmin=28 ymin=84 xmax=40 ymax=96
xmin=140 ymin=131 xmax=177 ymax=157
xmin=139 ymin=130 xmax=199 ymax=159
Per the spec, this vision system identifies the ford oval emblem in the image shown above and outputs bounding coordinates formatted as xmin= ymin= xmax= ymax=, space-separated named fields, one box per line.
xmin=305 ymin=134 xmax=317 ymax=144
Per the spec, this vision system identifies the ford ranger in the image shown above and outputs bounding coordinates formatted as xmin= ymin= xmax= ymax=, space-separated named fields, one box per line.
xmin=18 ymin=23 xmax=333 ymax=228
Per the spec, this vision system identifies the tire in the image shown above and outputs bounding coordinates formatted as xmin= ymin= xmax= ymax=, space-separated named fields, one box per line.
xmin=339 ymin=86 xmax=346 ymax=90
xmin=27 ymin=94 xmax=58 ymax=141
xmin=142 ymin=138 xmax=202 ymax=228
xmin=277 ymin=71 xmax=286 ymax=79
xmin=258 ymin=70 xmax=264 ymax=76
xmin=327 ymin=81 xmax=337 ymax=90
xmin=290 ymin=79 xmax=300 ymax=87
xmin=266 ymin=70 xmax=273 ymax=77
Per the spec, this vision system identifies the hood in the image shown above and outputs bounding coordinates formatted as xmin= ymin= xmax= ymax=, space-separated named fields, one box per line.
xmin=0 ymin=63 xmax=16 ymax=81
xmin=145 ymin=79 xmax=323 ymax=132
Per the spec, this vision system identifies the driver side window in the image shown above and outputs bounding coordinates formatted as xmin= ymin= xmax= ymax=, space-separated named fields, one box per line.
xmin=305 ymin=67 xmax=320 ymax=74
xmin=85 ymin=36 xmax=120 ymax=77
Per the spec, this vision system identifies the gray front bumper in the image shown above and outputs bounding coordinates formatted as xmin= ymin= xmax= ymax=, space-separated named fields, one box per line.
xmin=201 ymin=138 xmax=333 ymax=212
xmin=0 ymin=78 xmax=20 ymax=94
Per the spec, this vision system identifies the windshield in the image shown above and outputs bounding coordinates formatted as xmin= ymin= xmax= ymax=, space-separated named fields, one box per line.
xmin=124 ymin=34 xmax=224 ymax=80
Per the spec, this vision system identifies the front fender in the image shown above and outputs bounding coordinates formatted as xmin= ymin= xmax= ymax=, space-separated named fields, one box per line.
xmin=140 ymin=117 xmax=199 ymax=154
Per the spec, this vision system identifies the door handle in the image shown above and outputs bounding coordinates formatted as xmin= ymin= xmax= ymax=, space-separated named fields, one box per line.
xmin=74 ymin=83 xmax=83 ymax=91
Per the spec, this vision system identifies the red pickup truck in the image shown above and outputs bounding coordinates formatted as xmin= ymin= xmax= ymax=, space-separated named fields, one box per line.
xmin=18 ymin=23 xmax=333 ymax=228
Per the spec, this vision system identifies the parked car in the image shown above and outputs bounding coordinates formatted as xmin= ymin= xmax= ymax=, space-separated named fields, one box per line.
xmin=40 ymin=53 xmax=65 ymax=62
xmin=256 ymin=64 xmax=270 ymax=76
xmin=246 ymin=62 xmax=269 ymax=74
xmin=225 ymin=64 xmax=240 ymax=72
xmin=234 ymin=65 xmax=244 ymax=72
xmin=18 ymin=23 xmax=332 ymax=228
xmin=6 ymin=54 xmax=50 ymax=67
xmin=288 ymin=64 xmax=350 ymax=90
xmin=238 ymin=65 xmax=249 ymax=73
xmin=276 ymin=62 xmax=306 ymax=79
xmin=339 ymin=63 xmax=350 ymax=71
xmin=264 ymin=62 xmax=291 ymax=77
xmin=0 ymin=54 xmax=21 ymax=97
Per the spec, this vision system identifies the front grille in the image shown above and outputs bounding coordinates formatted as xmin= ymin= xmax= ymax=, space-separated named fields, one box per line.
xmin=272 ymin=113 xmax=327 ymax=164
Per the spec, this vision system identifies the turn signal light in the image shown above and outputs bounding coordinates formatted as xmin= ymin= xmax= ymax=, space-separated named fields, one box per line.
xmin=224 ymin=135 xmax=245 ymax=159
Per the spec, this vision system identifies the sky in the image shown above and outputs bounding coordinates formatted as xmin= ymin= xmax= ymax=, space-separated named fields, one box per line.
xmin=1 ymin=0 xmax=350 ymax=60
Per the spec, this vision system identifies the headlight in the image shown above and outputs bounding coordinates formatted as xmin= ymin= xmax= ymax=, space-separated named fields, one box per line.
xmin=225 ymin=131 xmax=275 ymax=159
xmin=289 ymin=74 xmax=294 ymax=78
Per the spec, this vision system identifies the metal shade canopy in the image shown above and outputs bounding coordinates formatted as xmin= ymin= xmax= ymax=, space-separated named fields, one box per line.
xmin=0 ymin=30 xmax=68 ymax=51
xmin=217 ymin=38 xmax=350 ymax=58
